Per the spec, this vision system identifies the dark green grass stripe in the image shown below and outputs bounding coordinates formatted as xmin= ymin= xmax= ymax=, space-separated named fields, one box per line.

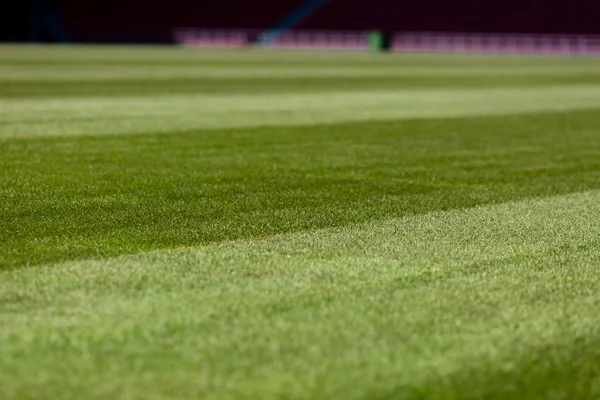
xmin=2 ymin=109 xmax=600 ymax=269
xmin=3 ymin=75 xmax=600 ymax=98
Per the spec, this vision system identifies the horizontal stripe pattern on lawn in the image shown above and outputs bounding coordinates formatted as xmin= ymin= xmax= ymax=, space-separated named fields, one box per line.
xmin=3 ymin=86 xmax=600 ymax=138
xmin=2 ymin=110 xmax=600 ymax=269
xmin=3 ymin=46 xmax=600 ymax=400
xmin=2 ymin=190 xmax=600 ymax=399
xmin=3 ymin=46 xmax=600 ymax=138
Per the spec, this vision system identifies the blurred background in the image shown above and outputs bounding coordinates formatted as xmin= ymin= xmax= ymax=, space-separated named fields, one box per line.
xmin=1 ymin=0 xmax=600 ymax=45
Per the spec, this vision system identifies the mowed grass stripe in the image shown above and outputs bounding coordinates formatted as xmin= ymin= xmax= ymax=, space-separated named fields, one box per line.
xmin=4 ymin=45 xmax=600 ymax=66
xmin=3 ymin=46 xmax=600 ymax=399
xmin=3 ymin=110 xmax=600 ymax=269
xmin=4 ymin=76 xmax=600 ymax=98
xmin=2 ymin=190 xmax=600 ymax=399
xmin=3 ymin=65 xmax=600 ymax=81
xmin=3 ymin=86 xmax=600 ymax=138
xmin=3 ymin=46 xmax=600 ymax=98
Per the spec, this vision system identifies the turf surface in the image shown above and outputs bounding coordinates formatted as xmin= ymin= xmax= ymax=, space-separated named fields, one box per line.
xmin=1 ymin=45 xmax=600 ymax=399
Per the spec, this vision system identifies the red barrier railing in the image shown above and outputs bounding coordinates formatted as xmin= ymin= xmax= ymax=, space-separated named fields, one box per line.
xmin=173 ymin=29 xmax=369 ymax=50
xmin=173 ymin=29 xmax=600 ymax=55
xmin=392 ymin=32 xmax=600 ymax=55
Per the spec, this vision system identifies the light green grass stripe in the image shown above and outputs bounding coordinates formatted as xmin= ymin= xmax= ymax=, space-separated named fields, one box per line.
xmin=4 ymin=65 xmax=600 ymax=80
xmin=2 ymin=190 xmax=600 ymax=399
xmin=3 ymin=85 xmax=600 ymax=138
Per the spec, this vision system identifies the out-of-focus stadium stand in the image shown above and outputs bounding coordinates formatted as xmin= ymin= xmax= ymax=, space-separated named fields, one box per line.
xmin=58 ymin=0 xmax=308 ymax=43
xmin=295 ymin=0 xmax=600 ymax=35
xmin=2 ymin=0 xmax=600 ymax=46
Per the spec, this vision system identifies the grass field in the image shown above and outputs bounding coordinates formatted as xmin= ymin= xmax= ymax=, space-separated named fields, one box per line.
xmin=2 ymin=45 xmax=600 ymax=399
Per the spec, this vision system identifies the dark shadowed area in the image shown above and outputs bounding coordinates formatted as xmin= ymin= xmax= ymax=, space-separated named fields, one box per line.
xmin=2 ymin=0 xmax=600 ymax=43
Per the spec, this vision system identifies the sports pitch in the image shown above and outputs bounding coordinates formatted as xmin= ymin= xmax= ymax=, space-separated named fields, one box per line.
xmin=1 ymin=46 xmax=600 ymax=399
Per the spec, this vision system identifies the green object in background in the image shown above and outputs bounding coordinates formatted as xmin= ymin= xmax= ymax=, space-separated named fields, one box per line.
xmin=369 ymin=31 xmax=383 ymax=52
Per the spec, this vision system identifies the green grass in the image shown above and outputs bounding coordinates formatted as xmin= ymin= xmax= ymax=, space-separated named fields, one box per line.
xmin=3 ymin=192 xmax=600 ymax=399
xmin=2 ymin=45 xmax=600 ymax=399
xmin=3 ymin=111 xmax=600 ymax=269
